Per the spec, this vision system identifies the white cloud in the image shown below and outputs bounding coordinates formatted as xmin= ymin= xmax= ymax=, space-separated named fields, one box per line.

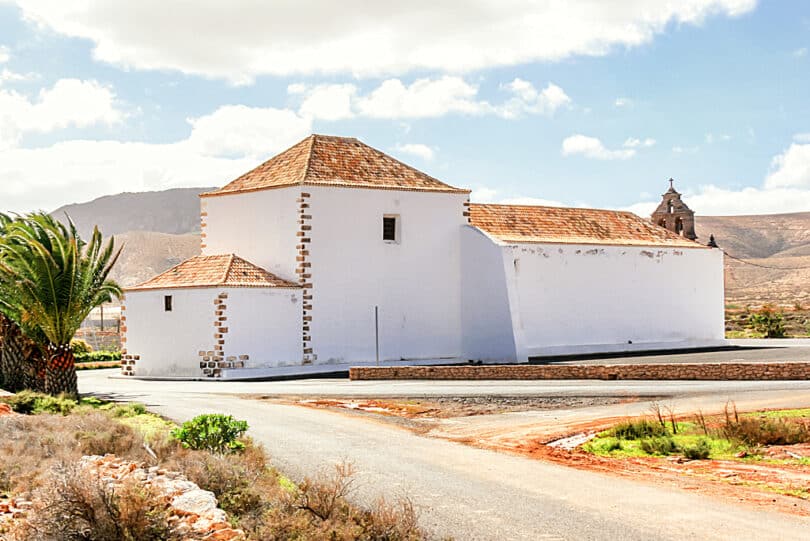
xmin=561 ymin=134 xmax=636 ymax=160
xmin=626 ymin=138 xmax=810 ymax=216
xmin=614 ymin=97 xmax=633 ymax=108
xmin=470 ymin=186 xmax=566 ymax=207
xmin=764 ymin=143 xmax=810 ymax=189
xmin=9 ymin=0 xmax=756 ymax=81
xmin=470 ymin=187 xmax=499 ymax=203
xmin=499 ymin=196 xmax=569 ymax=207
xmin=355 ymin=77 xmax=485 ymax=118
xmin=623 ymin=137 xmax=655 ymax=148
xmin=289 ymin=77 xmax=570 ymax=120
xmin=793 ymin=47 xmax=808 ymax=58
xmin=298 ymin=83 xmax=356 ymax=121
xmin=627 ymin=185 xmax=810 ymax=217
xmin=705 ymin=132 xmax=732 ymax=144
xmin=0 ymin=68 xmax=39 ymax=84
xmin=0 ymin=104 xmax=312 ymax=212
xmin=0 ymin=78 xmax=123 ymax=149
xmin=672 ymin=145 xmax=699 ymax=154
xmin=186 ymin=105 xmax=312 ymax=159
xmin=394 ymin=143 xmax=435 ymax=161
xmin=0 ymin=46 xmax=9 ymax=64
xmin=498 ymin=79 xmax=571 ymax=118
xmin=475 ymin=137 xmax=810 ymax=218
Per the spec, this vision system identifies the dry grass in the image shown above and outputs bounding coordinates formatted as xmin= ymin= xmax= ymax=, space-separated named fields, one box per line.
xmin=10 ymin=463 xmax=174 ymax=541
xmin=0 ymin=403 xmax=430 ymax=541
xmin=0 ymin=412 xmax=154 ymax=496
xmin=722 ymin=402 xmax=810 ymax=447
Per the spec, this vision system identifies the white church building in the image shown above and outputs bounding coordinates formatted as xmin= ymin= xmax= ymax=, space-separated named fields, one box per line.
xmin=120 ymin=135 xmax=725 ymax=379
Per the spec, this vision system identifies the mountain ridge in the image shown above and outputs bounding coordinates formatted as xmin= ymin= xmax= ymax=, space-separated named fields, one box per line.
xmin=45 ymin=188 xmax=810 ymax=303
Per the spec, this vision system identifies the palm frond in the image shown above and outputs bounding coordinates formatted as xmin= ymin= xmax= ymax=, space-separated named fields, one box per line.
xmin=0 ymin=213 xmax=122 ymax=347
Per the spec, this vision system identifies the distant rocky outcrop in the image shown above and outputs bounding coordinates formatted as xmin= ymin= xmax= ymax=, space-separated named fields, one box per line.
xmin=51 ymin=187 xmax=214 ymax=239
xmin=111 ymin=230 xmax=201 ymax=287
xmin=50 ymin=188 xmax=210 ymax=287
xmin=696 ymin=213 xmax=810 ymax=306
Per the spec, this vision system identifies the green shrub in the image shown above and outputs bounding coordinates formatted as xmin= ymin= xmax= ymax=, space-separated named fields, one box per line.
xmin=749 ymin=306 xmax=786 ymax=338
xmin=75 ymin=351 xmax=122 ymax=363
xmin=640 ymin=436 xmax=677 ymax=455
xmin=3 ymin=390 xmax=77 ymax=415
xmin=171 ymin=413 xmax=249 ymax=454
xmin=682 ymin=439 xmax=711 ymax=460
xmin=70 ymin=339 xmax=93 ymax=354
xmin=609 ymin=419 xmax=668 ymax=440
xmin=112 ymin=403 xmax=147 ymax=417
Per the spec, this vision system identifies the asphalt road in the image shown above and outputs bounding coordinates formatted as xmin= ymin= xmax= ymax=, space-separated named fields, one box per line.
xmin=78 ymin=369 xmax=810 ymax=540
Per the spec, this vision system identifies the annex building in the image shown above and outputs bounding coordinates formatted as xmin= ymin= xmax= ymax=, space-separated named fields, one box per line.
xmin=120 ymin=135 xmax=725 ymax=378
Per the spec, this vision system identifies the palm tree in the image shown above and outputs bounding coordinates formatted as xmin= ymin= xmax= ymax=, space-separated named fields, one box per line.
xmin=0 ymin=214 xmax=42 ymax=393
xmin=0 ymin=313 xmax=42 ymax=392
xmin=0 ymin=213 xmax=121 ymax=396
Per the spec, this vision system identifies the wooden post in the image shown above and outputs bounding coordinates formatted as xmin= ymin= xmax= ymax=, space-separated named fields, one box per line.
xmin=374 ymin=306 xmax=380 ymax=367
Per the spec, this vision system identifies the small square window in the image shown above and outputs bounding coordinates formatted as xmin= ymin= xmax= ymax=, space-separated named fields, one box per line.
xmin=382 ymin=216 xmax=397 ymax=242
xmin=164 ymin=295 xmax=173 ymax=312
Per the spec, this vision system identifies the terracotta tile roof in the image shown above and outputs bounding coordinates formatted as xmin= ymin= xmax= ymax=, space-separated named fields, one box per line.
xmin=469 ymin=203 xmax=706 ymax=248
xmin=203 ymin=134 xmax=468 ymax=196
xmin=127 ymin=254 xmax=301 ymax=291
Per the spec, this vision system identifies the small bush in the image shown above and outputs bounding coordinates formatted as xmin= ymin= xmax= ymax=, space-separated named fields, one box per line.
xmin=723 ymin=416 xmax=810 ymax=446
xmin=100 ymin=402 xmax=147 ymax=417
xmin=609 ymin=419 xmax=668 ymax=440
xmin=3 ymin=390 xmax=77 ymax=415
xmin=70 ymin=338 xmax=93 ymax=355
xmin=75 ymin=350 xmax=122 ymax=363
xmin=171 ymin=413 xmax=248 ymax=454
xmin=682 ymin=439 xmax=711 ymax=460
xmin=584 ymin=437 xmax=623 ymax=455
xmin=640 ymin=436 xmax=677 ymax=455
xmin=749 ymin=306 xmax=786 ymax=338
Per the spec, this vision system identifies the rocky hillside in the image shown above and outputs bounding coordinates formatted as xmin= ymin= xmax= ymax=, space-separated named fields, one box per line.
xmin=51 ymin=187 xmax=214 ymax=239
xmin=111 ymin=231 xmax=201 ymax=287
xmin=696 ymin=212 xmax=810 ymax=259
xmin=51 ymin=188 xmax=209 ymax=287
xmin=696 ymin=213 xmax=810 ymax=306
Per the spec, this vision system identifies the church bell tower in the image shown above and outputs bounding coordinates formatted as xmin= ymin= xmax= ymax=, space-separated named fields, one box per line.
xmin=651 ymin=179 xmax=697 ymax=241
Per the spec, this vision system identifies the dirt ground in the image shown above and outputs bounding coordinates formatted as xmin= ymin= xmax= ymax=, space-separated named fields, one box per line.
xmin=282 ymin=395 xmax=810 ymax=517
xmin=286 ymin=395 xmax=634 ymax=418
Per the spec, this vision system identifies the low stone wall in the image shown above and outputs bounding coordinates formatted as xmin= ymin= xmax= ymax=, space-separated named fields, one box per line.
xmin=349 ymin=362 xmax=810 ymax=381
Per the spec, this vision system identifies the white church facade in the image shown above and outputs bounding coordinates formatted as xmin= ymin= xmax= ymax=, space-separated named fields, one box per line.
xmin=120 ymin=135 xmax=725 ymax=379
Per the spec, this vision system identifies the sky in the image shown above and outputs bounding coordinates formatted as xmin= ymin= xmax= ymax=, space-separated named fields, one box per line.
xmin=0 ymin=0 xmax=808 ymax=217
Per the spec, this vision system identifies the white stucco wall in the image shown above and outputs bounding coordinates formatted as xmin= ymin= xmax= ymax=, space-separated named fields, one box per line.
xmin=124 ymin=286 xmax=301 ymax=377
xmin=124 ymin=288 xmax=214 ymax=377
xmin=460 ymin=227 xmax=517 ymax=361
xmin=222 ymin=288 xmax=302 ymax=368
xmin=201 ymin=189 xmax=299 ymax=282
xmin=499 ymin=243 xmax=725 ymax=359
xmin=306 ymin=186 xmax=469 ymax=364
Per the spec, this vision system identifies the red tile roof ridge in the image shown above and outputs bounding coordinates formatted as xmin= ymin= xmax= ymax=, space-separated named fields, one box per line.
xmin=126 ymin=253 xmax=301 ymax=291
xmin=469 ymin=202 xmax=706 ymax=248
xmin=202 ymin=134 xmax=468 ymax=197
xmin=221 ymin=253 xmax=235 ymax=284
xmin=301 ymin=134 xmax=317 ymax=183
xmin=471 ymin=202 xmax=639 ymax=216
